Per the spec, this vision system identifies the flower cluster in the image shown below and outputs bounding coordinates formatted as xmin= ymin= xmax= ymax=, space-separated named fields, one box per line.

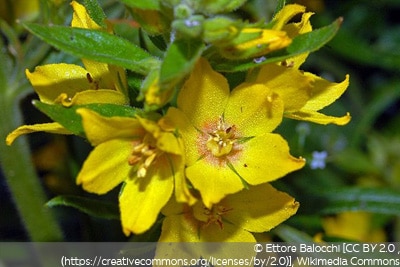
xmin=6 ymin=0 xmax=350 ymax=244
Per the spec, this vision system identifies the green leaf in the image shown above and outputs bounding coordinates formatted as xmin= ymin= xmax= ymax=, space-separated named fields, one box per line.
xmin=273 ymin=224 xmax=314 ymax=243
xmin=160 ymin=38 xmax=205 ymax=90
xmin=33 ymin=101 xmax=137 ymax=136
xmin=274 ymin=225 xmax=347 ymax=255
xmin=351 ymin=80 xmax=400 ymax=146
xmin=118 ymin=0 xmax=160 ymax=10
xmin=320 ymin=187 xmax=400 ymax=216
xmin=83 ymin=0 xmax=107 ymax=28
xmin=23 ymin=23 xmax=160 ymax=75
xmin=212 ymin=17 xmax=343 ymax=72
xmin=46 ymin=195 xmax=119 ymax=220
xmin=329 ymin=28 xmax=400 ymax=70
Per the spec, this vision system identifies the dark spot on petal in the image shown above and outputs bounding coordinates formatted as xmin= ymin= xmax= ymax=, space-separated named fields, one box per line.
xmin=86 ymin=73 xmax=93 ymax=83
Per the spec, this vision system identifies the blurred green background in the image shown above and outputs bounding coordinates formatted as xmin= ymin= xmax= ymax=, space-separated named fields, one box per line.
xmin=1 ymin=0 xmax=399 ymax=242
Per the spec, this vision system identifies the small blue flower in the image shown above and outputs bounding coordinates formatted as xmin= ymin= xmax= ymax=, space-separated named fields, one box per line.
xmin=310 ymin=150 xmax=328 ymax=169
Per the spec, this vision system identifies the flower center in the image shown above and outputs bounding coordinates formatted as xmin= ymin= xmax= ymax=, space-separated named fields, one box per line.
xmin=206 ymin=117 xmax=237 ymax=157
xmin=128 ymin=134 xmax=160 ymax=178
xmin=203 ymin=205 xmax=233 ymax=229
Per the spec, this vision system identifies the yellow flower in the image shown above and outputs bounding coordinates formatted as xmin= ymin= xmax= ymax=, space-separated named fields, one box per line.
xmin=164 ymin=58 xmax=305 ymax=207
xmin=248 ymin=4 xmax=351 ymax=125
xmin=26 ymin=1 xmax=128 ymax=107
xmin=158 ymin=183 xmax=299 ymax=242
xmin=6 ymin=1 xmax=129 ymax=145
xmin=248 ymin=63 xmax=350 ymax=125
xmin=271 ymin=4 xmax=314 ymax=68
xmin=75 ymin=108 xmax=195 ymax=235
xmin=251 ymin=63 xmax=350 ymax=126
xmin=322 ymin=211 xmax=386 ymax=242
xmin=6 ymin=122 xmax=71 ymax=145
xmin=156 ymin=184 xmax=298 ymax=265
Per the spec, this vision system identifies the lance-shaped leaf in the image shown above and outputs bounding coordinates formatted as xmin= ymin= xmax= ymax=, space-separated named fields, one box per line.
xmin=118 ymin=0 xmax=161 ymax=10
xmin=212 ymin=17 xmax=343 ymax=72
xmin=319 ymin=187 xmax=400 ymax=216
xmin=23 ymin=23 xmax=160 ymax=75
xmin=33 ymin=101 xmax=137 ymax=136
xmin=47 ymin=195 xmax=119 ymax=220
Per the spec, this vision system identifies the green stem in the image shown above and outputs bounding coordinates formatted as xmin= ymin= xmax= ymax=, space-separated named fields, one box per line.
xmin=0 ymin=51 xmax=63 ymax=242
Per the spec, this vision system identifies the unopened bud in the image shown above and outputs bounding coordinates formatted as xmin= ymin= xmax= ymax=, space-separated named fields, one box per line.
xmin=197 ymin=0 xmax=247 ymax=14
xmin=139 ymin=70 xmax=173 ymax=110
xmin=202 ymin=17 xmax=240 ymax=44
xmin=172 ymin=15 xmax=204 ymax=39
xmin=219 ymin=28 xmax=292 ymax=59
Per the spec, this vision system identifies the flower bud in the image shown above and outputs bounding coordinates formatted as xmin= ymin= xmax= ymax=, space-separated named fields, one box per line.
xmin=140 ymin=70 xmax=173 ymax=110
xmin=174 ymin=3 xmax=193 ymax=19
xmin=172 ymin=15 xmax=204 ymax=39
xmin=219 ymin=28 xmax=292 ymax=59
xmin=197 ymin=0 xmax=247 ymax=14
xmin=202 ymin=17 xmax=240 ymax=44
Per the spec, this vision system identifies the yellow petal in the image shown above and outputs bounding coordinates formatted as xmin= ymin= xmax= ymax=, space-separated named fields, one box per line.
xmin=272 ymin=4 xmax=306 ymax=30
xmin=186 ymin=159 xmax=244 ymax=208
xmin=283 ymin=11 xmax=313 ymax=39
xmin=26 ymin=64 xmax=90 ymax=104
xmin=76 ymin=139 xmax=132 ymax=194
xmin=200 ymin=220 xmax=255 ymax=242
xmin=71 ymin=1 xmax=101 ymax=30
xmin=71 ymin=1 xmax=128 ymax=97
xmin=224 ymin=183 xmax=300 ymax=232
xmin=286 ymin=111 xmax=351 ymax=125
xmin=159 ymin=212 xmax=255 ymax=243
xmin=156 ymin=132 xmax=183 ymax=155
xmin=225 ymin=82 xmax=284 ymax=136
xmin=170 ymin=154 xmax=197 ymax=205
xmin=233 ymin=134 xmax=305 ymax=185
xmin=161 ymin=196 xmax=188 ymax=216
xmin=58 ymin=89 xmax=128 ymax=107
xmin=163 ymin=107 xmax=200 ymax=165
xmin=82 ymin=59 xmax=128 ymax=94
xmin=281 ymin=11 xmax=313 ymax=68
xmin=301 ymin=73 xmax=350 ymax=111
xmin=157 ymin=214 xmax=256 ymax=267
xmin=221 ymin=28 xmax=292 ymax=59
xmin=177 ymin=58 xmax=229 ymax=128
xmin=252 ymin=63 xmax=313 ymax=112
xmin=156 ymin=215 xmax=210 ymax=267
xmin=325 ymin=211 xmax=387 ymax=242
xmin=120 ymin=155 xmax=174 ymax=235
xmin=76 ymin=108 xmax=145 ymax=146
xmin=158 ymin=214 xmax=201 ymax=242
xmin=283 ymin=74 xmax=351 ymax=125
xmin=143 ymin=71 xmax=173 ymax=107
xmin=6 ymin=122 xmax=71 ymax=145
xmin=137 ymin=116 xmax=182 ymax=155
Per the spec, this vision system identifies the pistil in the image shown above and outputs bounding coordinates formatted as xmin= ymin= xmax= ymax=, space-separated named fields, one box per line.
xmin=206 ymin=117 xmax=237 ymax=157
